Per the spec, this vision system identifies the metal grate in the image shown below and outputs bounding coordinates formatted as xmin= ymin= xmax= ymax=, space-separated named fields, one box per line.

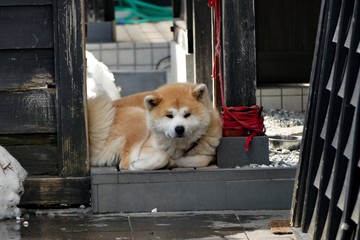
xmin=291 ymin=0 xmax=360 ymax=239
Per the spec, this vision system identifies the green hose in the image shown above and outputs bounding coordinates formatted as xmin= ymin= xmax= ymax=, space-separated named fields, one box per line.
xmin=116 ymin=0 xmax=173 ymax=24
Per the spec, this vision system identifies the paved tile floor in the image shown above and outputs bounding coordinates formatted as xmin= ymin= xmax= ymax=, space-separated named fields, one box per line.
xmin=1 ymin=209 xmax=294 ymax=240
xmin=115 ymin=21 xmax=173 ymax=43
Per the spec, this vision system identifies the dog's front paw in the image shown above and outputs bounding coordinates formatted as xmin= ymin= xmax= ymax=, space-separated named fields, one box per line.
xmin=166 ymin=158 xmax=177 ymax=169
xmin=130 ymin=156 xmax=169 ymax=171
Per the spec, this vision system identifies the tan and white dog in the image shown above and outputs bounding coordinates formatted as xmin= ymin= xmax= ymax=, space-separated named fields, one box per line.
xmin=87 ymin=82 xmax=222 ymax=170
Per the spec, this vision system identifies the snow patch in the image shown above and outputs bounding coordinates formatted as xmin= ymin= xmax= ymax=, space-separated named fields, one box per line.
xmin=0 ymin=146 xmax=27 ymax=220
xmin=86 ymin=51 xmax=121 ymax=100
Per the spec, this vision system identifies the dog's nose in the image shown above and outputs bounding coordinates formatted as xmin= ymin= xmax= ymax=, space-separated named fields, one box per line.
xmin=175 ymin=125 xmax=185 ymax=135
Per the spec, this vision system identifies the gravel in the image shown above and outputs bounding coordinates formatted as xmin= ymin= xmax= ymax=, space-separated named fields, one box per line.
xmin=263 ymin=109 xmax=305 ymax=129
xmin=243 ymin=109 xmax=305 ymax=168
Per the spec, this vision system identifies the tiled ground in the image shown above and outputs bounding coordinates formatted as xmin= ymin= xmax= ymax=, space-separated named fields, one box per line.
xmin=87 ymin=42 xmax=171 ymax=71
xmin=87 ymin=21 xmax=172 ymax=71
xmin=256 ymin=84 xmax=309 ymax=112
xmin=115 ymin=21 xmax=173 ymax=43
xmin=6 ymin=209 xmax=294 ymax=240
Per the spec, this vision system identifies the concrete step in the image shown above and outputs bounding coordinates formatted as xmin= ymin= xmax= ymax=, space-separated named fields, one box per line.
xmin=113 ymin=70 xmax=167 ymax=97
xmin=91 ymin=166 xmax=296 ymax=213
xmin=90 ymin=136 xmax=294 ymax=214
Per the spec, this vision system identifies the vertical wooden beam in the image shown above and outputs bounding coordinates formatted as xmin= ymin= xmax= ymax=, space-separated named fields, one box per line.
xmin=222 ymin=0 xmax=256 ymax=106
xmin=291 ymin=0 xmax=328 ymax=228
xmin=192 ymin=0 xmax=213 ymax=99
xmin=54 ymin=0 xmax=88 ymax=177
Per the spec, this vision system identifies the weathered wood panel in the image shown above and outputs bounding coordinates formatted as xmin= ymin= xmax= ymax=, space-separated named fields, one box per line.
xmin=0 ymin=0 xmax=52 ymax=6
xmin=0 ymin=5 xmax=53 ymax=49
xmin=0 ymin=49 xmax=54 ymax=89
xmin=255 ymin=0 xmax=321 ymax=84
xmin=6 ymin=144 xmax=58 ymax=175
xmin=257 ymin=52 xmax=313 ymax=83
xmin=55 ymin=0 xmax=88 ymax=177
xmin=255 ymin=0 xmax=319 ymax=52
xmin=0 ymin=133 xmax=55 ymax=146
xmin=193 ymin=0 xmax=213 ymax=99
xmin=0 ymin=0 xmax=90 ymax=206
xmin=0 ymin=134 xmax=58 ymax=175
xmin=21 ymin=177 xmax=90 ymax=206
xmin=0 ymin=90 xmax=56 ymax=134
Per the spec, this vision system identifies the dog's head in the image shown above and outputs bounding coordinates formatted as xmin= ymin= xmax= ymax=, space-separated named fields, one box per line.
xmin=144 ymin=83 xmax=212 ymax=140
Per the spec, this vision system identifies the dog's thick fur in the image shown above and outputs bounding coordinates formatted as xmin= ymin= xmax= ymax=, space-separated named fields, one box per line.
xmin=88 ymin=82 xmax=222 ymax=170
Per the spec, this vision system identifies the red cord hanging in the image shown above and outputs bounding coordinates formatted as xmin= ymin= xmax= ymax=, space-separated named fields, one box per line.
xmin=209 ymin=0 xmax=265 ymax=151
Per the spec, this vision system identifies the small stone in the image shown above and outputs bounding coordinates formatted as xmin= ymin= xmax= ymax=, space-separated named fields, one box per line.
xmin=281 ymin=149 xmax=290 ymax=154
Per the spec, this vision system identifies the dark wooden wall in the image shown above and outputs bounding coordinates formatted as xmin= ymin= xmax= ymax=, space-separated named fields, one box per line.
xmin=0 ymin=0 xmax=89 ymax=206
xmin=0 ymin=0 xmax=57 ymax=175
xmin=256 ymin=0 xmax=321 ymax=84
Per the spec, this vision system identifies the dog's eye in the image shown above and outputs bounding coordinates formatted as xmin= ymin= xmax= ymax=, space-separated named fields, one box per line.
xmin=166 ymin=114 xmax=173 ymax=119
xmin=184 ymin=113 xmax=191 ymax=118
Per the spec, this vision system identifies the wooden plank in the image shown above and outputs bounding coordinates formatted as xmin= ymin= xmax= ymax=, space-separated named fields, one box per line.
xmin=255 ymin=0 xmax=321 ymax=84
xmin=0 ymin=0 xmax=52 ymax=6
xmin=173 ymin=0 xmax=193 ymax=54
xmin=0 ymin=49 xmax=54 ymax=90
xmin=21 ymin=177 xmax=90 ymax=206
xmin=290 ymin=0 xmax=328 ymax=228
xmin=0 ymin=5 xmax=53 ymax=49
xmin=192 ymin=0 xmax=213 ymax=99
xmin=55 ymin=0 xmax=88 ymax=177
xmin=185 ymin=0 xmax=193 ymax=54
xmin=312 ymin=0 xmax=351 ymax=187
xmin=300 ymin=0 xmax=338 ymax=232
xmin=222 ymin=0 xmax=256 ymax=106
xmin=255 ymin=0 xmax=320 ymax=52
xmin=0 ymin=133 xmax=56 ymax=146
xmin=6 ymin=144 xmax=58 ymax=176
xmin=257 ymin=52 xmax=313 ymax=83
xmin=331 ymin=2 xmax=360 ymax=238
xmin=0 ymin=134 xmax=58 ymax=176
xmin=0 ymin=90 xmax=56 ymax=134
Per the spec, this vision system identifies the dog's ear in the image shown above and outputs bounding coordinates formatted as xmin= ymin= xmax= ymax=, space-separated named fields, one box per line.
xmin=192 ymin=83 xmax=209 ymax=102
xmin=144 ymin=94 xmax=161 ymax=111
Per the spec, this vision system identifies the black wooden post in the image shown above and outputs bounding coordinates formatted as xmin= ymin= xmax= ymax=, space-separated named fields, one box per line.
xmin=222 ymin=0 xmax=256 ymax=106
xmin=55 ymin=0 xmax=88 ymax=177
xmin=192 ymin=0 xmax=213 ymax=99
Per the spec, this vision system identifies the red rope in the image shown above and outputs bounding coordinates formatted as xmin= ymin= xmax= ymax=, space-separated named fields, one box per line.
xmin=209 ymin=0 xmax=265 ymax=151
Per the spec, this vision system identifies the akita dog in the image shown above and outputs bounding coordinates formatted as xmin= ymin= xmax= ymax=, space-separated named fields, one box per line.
xmin=88 ymin=82 xmax=222 ymax=170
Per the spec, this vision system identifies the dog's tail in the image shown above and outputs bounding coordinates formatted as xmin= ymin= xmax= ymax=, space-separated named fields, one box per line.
xmin=87 ymin=94 xmax=118 ymax=166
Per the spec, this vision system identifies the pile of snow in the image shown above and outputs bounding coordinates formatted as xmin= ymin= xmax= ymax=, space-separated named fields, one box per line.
xmin=0 ymin=220 xmax=21 ymax=240
xmin=0 ymin=146 xmax=27 ymax=220
xmin=86 ymin=51 xmax=121 ymax=100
